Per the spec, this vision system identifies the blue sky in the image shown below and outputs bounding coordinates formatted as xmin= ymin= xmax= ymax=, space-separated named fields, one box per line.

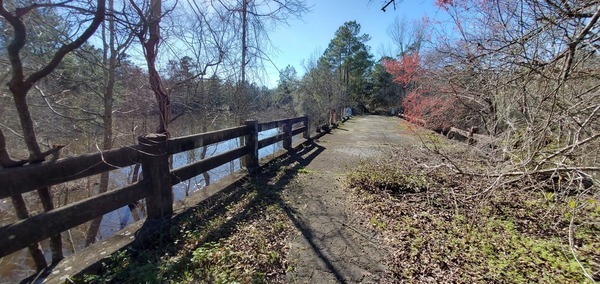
xmin=262 ymin=0 xmax=446 ymax=87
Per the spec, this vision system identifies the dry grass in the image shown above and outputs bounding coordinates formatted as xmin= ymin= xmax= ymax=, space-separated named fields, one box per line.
xmin=81 ymin=157 xmax=300 ymax=283
xmin=346 ymin=146 xmax=599 ymax=283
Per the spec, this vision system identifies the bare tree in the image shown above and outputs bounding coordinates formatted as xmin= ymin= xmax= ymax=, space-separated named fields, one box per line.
xmin=127 ymin=0 xmax=234 ymax=134
xmin=85 ymin=0 xmax=135 ymax=246
xmin=127 ymin=0 xmax=171 ymax=134
xmin=418 ymin=1 xmax=599 ymax=279
xmin=429 ymin=0 xmax=600 ymax=177
xmin=386 ymin=15 xmax=427 ymax=57
xmin=0 ymin=0 xmax=105 ymax=270
xmin=211 ymin=0 xmax=309 ymax=121
xmin=297 ymin=50 xmax=342 ymax=127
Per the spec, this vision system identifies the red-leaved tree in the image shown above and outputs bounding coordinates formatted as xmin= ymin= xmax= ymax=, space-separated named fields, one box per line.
xmin=383 ymin=53 xmax=422 ymax=86
xmin=401 ymin=90 xmax=460 ymax=132
xmin=384 ymin=52 xmax=462 ymax=132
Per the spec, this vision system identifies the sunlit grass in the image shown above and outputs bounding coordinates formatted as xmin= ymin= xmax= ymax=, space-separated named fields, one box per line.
xmin=346 ymin=150 xmax=598 ymax=283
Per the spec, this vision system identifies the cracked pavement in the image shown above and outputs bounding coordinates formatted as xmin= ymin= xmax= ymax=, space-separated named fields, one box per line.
xmin=282 ymin=115 xmax=405 ymax=283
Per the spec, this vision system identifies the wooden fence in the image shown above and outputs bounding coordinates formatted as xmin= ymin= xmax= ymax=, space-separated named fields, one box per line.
xmin=0 ymin=116 xmax=309 ymax=258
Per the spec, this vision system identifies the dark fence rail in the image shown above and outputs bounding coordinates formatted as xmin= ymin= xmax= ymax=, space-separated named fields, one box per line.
xmin=0 ymin=146 xmax=142 ymax=199
xmin=0 ymin=116 xmax=309 ymax=258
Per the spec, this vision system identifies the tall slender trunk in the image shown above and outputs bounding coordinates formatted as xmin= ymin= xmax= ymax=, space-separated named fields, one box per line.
xmin=10 ymin=194 xmax=47 ymax=270
xmin=241 ymin=0 xmax=247 ymax=85
xmin=200 ymin=124 xmax=210 ymax=185
xmin=144 ymin=0 xmax=170 ymax=134
xmin=86 ymin=0 xmax=117 ymax=245
xmin=238 ymin=0 xmax=248 ymax=121
xmin=13 ymin=88 xmax=63 ymax=266
xmin=234 ymin=0 xmax=249 ymax=160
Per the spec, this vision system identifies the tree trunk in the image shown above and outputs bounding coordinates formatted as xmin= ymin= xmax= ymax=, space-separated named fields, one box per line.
xmin=0 ymin=0 xmax=105 ymax=268
xmin=237 ymin=0 xmax=248 ymax=121
xmin=0 ymin=91 xmax=52 ymax=271
xmin=12 ymin=88 xmax=63 ymax=264
xmin=128 ymin=163 xmax=143 ymax=221
xmin=86 ymin=0 xmax=117 ymax=245
xmin=145 ymin=0 xmax=170 ymax=134
xmin=10 ymin=195 xmax=47 ymax=270
xmin=201 ymin=146 xmax=210 ymax=186
xmin=0 ymin=129 xmax=25 ymax=167
xmin=199 ymin=124 xmax=211 ymax=185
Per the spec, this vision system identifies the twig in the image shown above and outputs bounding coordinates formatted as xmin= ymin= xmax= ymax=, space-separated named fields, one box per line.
xmin=568 ymin=207 xmax=596 ymax=283
xmin=336 ymin=220 xmax=379 ymax=243
xmin=380 ymin=0 xmax=395 ymax=12
xmin=459 ymin=166 xmax=600 ymax=178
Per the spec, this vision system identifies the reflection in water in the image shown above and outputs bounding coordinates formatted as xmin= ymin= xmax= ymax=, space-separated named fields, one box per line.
xmin=97 ymin=127 xmax=282 ymax=239
xmin=0 ymin=127 xmax=285 ymax=282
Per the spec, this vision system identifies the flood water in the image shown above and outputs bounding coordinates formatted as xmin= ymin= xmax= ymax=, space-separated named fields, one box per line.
xmin=0 ymin=126 xmax=285 ymax=283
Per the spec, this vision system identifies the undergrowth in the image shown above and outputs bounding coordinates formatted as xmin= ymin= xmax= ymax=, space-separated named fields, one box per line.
xmin=80 ymin=157 xmax=301 ymax=283
xmin=346 ymin=147 xmax=599 ymax=283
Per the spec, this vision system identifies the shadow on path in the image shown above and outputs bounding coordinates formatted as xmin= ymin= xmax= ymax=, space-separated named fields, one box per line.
xmin=74 ymin=116 xmax=396 ymax=283
xmin=80 ymin=141 xmax=342 ymax=282
xmin=266 ymin=144 xmax=350 ymax=283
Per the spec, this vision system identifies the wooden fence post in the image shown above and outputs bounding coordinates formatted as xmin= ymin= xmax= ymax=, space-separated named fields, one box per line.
xmin=283 ymin=121 xmax=292 ymax=150
xmin=242 ymin=120 xmax=259 ymax=170
xmin=138 ymin=133 xmax=173 ymax=219
xmin=303 ymin=116 xmax=310 ymax=140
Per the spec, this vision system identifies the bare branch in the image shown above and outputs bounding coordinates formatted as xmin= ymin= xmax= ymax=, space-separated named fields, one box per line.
xmin=27 ymin=0 xmax=107 ymax=84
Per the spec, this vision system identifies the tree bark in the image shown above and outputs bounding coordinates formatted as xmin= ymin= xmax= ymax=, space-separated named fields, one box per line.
xmin=0 ymin=0 xmax=106 ymax=267
xmin=141 ymin=0 xmax=171 ymax=134
xmin=0 ymin=129 xmax=26 ymax=168
xmin=12 ymin=85 xmax=64 ymax=264
xmin=86 ymin=0 xmax=118 ymax=246
xmin=235 ymin=0 xmax=248 ymax=121
xmin=11 ymin=195 xmax=48 ymax=270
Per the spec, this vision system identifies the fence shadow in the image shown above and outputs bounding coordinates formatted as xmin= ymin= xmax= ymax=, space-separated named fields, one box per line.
xmin=269 ymin=143 xmax=350 ymax=283
xmin=76 ymin=140 xmax=350 ymax=282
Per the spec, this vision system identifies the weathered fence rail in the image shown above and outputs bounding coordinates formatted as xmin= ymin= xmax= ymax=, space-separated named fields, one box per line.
xmin=0 ymin=146 xmax=142 ymax=199
xmin=0 ymin=116 xmax=309 ymax=259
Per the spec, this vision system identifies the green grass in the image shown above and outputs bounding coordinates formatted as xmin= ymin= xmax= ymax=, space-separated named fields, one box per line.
xmin=297 ymin=167 xmax=315 ymax=174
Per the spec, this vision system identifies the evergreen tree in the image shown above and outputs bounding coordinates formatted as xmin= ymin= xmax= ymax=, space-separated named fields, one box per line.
xmin=321 ymin=21 xmax=374 ymax=108
xmin=274 ymin=65 xmax=299 ymax=110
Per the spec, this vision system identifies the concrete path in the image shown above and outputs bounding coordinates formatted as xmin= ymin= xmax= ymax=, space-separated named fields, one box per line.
xmin=283 ymin=115 xmax=405 ymax=283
